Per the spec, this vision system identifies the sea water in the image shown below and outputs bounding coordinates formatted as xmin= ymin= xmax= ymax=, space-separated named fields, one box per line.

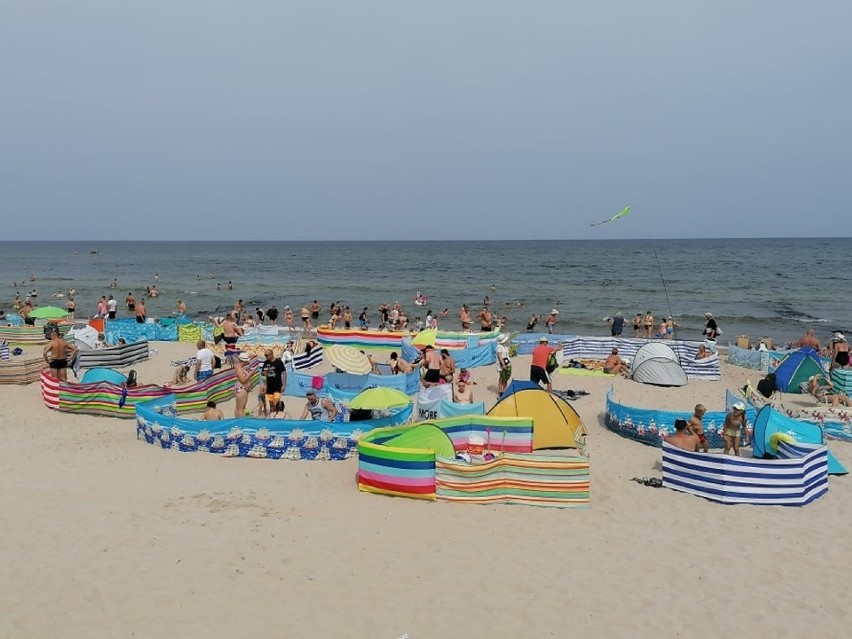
xmin=1 ymin=238 xmax=848 ymax=345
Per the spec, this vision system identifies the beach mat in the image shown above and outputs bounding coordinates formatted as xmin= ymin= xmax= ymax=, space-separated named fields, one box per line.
xmin=559 ymin=367 xmax=614 ymax=377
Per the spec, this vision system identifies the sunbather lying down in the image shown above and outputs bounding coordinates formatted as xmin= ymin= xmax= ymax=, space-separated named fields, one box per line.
xmin=808 ymin=375 xmax=852 ymax=407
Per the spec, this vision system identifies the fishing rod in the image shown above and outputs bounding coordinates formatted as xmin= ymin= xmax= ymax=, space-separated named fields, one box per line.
xmin=653 ymin=248 xmax=685 ymax=364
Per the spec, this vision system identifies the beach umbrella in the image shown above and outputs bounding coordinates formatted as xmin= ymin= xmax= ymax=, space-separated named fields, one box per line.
xmin=411 ymin=327 xmax=437 ymax=349
xmin=325 ymin=344 xmax=372 ymax=375
xmin=349 ymin=387 xmax=412 ymax=410
xmin=28 ymin=306 xmax=69 ymax=320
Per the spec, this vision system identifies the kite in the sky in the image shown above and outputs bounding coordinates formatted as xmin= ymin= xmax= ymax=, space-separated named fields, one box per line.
xmin=590 ymin=205 xmax=631 ymax=227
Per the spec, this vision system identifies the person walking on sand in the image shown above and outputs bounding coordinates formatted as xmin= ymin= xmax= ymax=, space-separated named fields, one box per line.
xmin=530 ymin=335 xmax=558 ymax=392
xmin=830 ymin=333 xmax=850 ymax=370
xmin=43 ymin=329 xmax=78 ymax=382
xmin=496 ymin=333 xmax=512 ymax=394
xmin=233 ymin=352 xmax=253 ymax=417
xmin=687 ymin=404 xmax=708 ymax=453
xmin=723 ymin=402 xmax=747 ymax=456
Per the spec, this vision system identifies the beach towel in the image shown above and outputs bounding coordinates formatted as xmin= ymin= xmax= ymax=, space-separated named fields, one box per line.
xmin=558 ymin=367 xmax=614 ymax=377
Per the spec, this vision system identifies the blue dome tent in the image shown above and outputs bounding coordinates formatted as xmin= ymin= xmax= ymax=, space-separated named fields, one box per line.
xmin=752 ymin=404 xmax=846 ymax=475
xmin=772 ymin=348 xmax=825 ymax=392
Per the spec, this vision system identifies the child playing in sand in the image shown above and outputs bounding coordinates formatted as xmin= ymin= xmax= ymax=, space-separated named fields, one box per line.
xmin=687 ymin=404 xmax=708 ymax=453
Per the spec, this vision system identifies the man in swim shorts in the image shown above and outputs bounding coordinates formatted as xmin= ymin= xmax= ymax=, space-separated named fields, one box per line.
xmin=222 ymin=313 xmax=243 ymax=348
xmin=126 ymin=292 xmax=135 ymax=312
xmin=260 ymin=349 xmax=287 ymax=409
xmin=687 ymin=404 xmax=708 ymax=453
xmin=421 ymin=345 xmax=442 ymax=387
xmin=135 ymin=298 xmax=147 ymax=323
xmin=43 ymin=329 xmax=78 ymax=382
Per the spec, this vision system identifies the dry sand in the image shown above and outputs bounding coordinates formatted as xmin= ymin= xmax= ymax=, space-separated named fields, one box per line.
xmin=2 ymin=340 xmax=850 ymax=639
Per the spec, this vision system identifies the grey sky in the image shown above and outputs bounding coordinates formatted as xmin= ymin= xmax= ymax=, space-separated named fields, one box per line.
xmin=2 ymin=1 xmax=850 ymax=240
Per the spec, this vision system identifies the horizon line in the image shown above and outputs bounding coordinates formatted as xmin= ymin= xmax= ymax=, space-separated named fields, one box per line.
xmin=0 ymin=236 xmax=848 ymax=243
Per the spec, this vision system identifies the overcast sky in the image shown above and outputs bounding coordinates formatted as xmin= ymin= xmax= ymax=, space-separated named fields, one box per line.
xmin=2 ymin=1 xmax=849 ymax=241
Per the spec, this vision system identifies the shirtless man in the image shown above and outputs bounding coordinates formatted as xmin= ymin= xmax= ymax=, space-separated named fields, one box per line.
xmin=221 ymin=313 xmax=244 ymax=348
xmin=687 ymin=404 xmax=708 ymax=453
xmin=202 ymin=400 xmax=224 ymax=421
xmin=310 ymin=300 xmax=321 ymax=321
xmin=421 ymin=345 xmax=442 ymax=387
xmin=126 ymin=292 xmax=136 ymax=312
xmin=20 ymin=299 xmax=35 ymax=325
xmin=135 ymin=298 xmax=147 ymax=324
xmin=459 ymin=305 xmax=472 ymax=331
xmin=798 ymin=328 xmax=821 ymax=351
xmin=664 ymin=418 xmax=700 ymax=451
xmin=43 ymin=329 xmax=78 ymax=381
xmin=479 ymin=307 xmax=493 ymax=331
xmin=176 ymin=298 xmax=186 ymax=314
xmin=643 ymin=311 xmax=654 ymax=339
xmin=603 ymin=348 xmax=629 ymax=376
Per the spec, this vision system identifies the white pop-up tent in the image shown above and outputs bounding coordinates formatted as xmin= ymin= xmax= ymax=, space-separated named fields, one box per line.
xmin=631 ymin=342 xmax=688 ymax=387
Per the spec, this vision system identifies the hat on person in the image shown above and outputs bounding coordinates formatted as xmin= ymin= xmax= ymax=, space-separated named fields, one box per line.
xmin=705 ymin=312 xmax=713 ymax=318
xmin=237 ymin=352 xmax=251 ymax=362
xmin=305 ymin=390 xmax=316 ymax=396
xmin=732 ymin=402 xmax=746 ymax=411
xmin=284 ymin=305 xmax=290 ymax=310
xmin=498 ymin=334 xmax=510 ymax=344
xmin=539 ymin=336 xmax=549 ymax=342
xmin=835 ymin=332 xmax=845 ymax=341
xmin=550 ymin=309 xmax=559 ymax=314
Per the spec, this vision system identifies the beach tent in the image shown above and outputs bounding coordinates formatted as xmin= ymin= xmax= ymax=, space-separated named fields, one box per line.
xmin=488 ymin=383 xmax=586 ymax=450
xmin=383 ymin=423 xmax=456 ymax=459
xmin=81 ymin=367 xmax=127 ymax=385
xmin=752 ymin=404 xmax=846 ymax=475
xmin=630 ymin=343 xmax=687 ymax=387
xmin=67 ymin=325 xmax=99 ymax=350
xmin=772 ymin=348 xmax=825 ymax=393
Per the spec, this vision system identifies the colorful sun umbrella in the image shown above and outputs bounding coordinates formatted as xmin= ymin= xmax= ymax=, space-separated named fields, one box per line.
xmin=28 ymin=306 xmax=69 ymax=320
xmin=325 ymin=344 xmax=373 ymax=375
xmin=349 ymin=387 xmax=412 ymax=410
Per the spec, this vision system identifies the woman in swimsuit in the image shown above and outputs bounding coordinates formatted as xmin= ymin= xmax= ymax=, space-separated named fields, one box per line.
xmin=633 ymin=314 xmax=642 ymax=337
xmin=831 ymin=333 xmax=850 ymax=369
xmin=233 ymin=353 xmax=252 ymax=417
xmin=643 ymin=312 xmax=654 ymax=339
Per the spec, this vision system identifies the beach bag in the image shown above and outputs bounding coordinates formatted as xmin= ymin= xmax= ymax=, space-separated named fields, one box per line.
xmin=126 ymin=369 xmax=138 ymax=388
xmin=213 ymin=355 xmax=222 ymax=370
xmin=546 ymin=352 xmax=559 ymax=374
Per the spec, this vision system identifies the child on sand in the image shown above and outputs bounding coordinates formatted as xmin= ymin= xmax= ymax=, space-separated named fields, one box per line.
xmin=687 ymin=404 xmax=708 ymax=453
xmin=723 ymin=402 xmax=747 ymax=456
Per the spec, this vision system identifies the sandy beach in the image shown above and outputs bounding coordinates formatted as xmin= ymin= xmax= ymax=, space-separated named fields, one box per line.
xmin=2 ymin=339 xmax=850 ymax=639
